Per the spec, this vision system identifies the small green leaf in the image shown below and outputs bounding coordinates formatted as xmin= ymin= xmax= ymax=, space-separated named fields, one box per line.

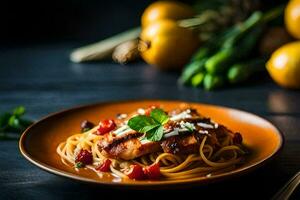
xmin=128 ymin=115 xmax=158 ymax=132
xmin=8 ymin=115 xmax=26 ymax=132
xmin=13 ymin=106 xmax=25 ymax=116
xmin=146 ymin=126 xmax=164 ymax=142
xmin=184 ymin=124 xmax=194 ymax=132
xmin=75 ymin=162 xmax=84 ymax=168
xmin=150 ymin=108 xmax=169 ymax=125
xmin=8 ymin=115 xmax=20 ymax=128
xmin=0 ymin=106 xmax=33 ymax=140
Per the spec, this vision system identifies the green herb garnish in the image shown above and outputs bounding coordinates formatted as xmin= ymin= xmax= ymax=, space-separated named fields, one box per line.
xmin=0 ymin=106 xmax=33 ymax=140
xmin=181 ymin=122 xmax=195 ymax=132
xmin=128 ymin=108 xmax=169 ymax=142
xmin=75 ymin=162 xmax=84 ymax=168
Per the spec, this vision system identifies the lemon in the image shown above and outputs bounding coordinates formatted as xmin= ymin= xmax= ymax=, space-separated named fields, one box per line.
xmin=141 ymin=1 xmax=194 ymax=27
xmin=285 ymin=0 xmax=300 ymax=39
xmin=139 ymin=19 xmax=199 ymax=70
xmin=266 ymin=41 xmax=300 ymax=89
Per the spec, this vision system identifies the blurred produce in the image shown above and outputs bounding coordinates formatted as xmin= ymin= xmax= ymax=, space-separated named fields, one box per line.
xmin=179 ymin=6 xmax=284 ymax=90
xmin=203 ymin=74 xmax=225 ymax=90
xmin=259 ymin=27 xmax=292 ymax=56
xmin=230 ymin=0 xmax=261 ymax=22
xmin=141 ymin=1 xmax=195 ymax=27
xmin=139 ymin=19 xmax=199 ymax=70
xmin=285 ymin=0 xmax=300 ymax=39
xmin=70 ymin=27 xmax=140 ymax=63
xmin=69 ymin=0 xmax=299 ymax=91
xmin=112 ymin=39 xmax=140 ymax=64
xmin=139 ymin=0 xmax=252 ymax=70
xmin=227 ymin=58 xmax=267 ymax=84
xmin=178 ymin=6 xmax=235 ymax=41
xmin=266 ymin=41 xmax=300 ymax=89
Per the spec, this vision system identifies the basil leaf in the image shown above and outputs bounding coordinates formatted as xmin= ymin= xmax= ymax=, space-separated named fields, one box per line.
xmin=146 ymin=126 xmax=164 ymax=142
xmin=128 ymin=115 xmax=159 ymax=132
xmin=13 ymin=106 xmax=25 ymax=116
xmin=140 ymin=124 xmax=161 ymax=133
xmin=150 ymin=108 xmax=169 ymax=125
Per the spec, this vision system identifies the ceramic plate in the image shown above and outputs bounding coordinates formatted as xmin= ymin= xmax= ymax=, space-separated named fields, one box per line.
xmin=19 ymin=100 xmax=283 ymax=188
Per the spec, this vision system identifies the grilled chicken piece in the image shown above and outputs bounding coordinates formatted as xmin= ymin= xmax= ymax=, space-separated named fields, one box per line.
xmin=161 ymin=133 xmax=220 ymax=155
xmin=160 ymin=134 xmax=200 ymax=155
xmin=98 ymin=131 xmax=161 ymax=160
xmin=98 ymin=108 xmax=237 ymax=160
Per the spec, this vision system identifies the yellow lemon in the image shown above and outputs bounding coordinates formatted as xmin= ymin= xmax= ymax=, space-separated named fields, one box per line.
xmin=285 ymin=0 xmax=300 ymax=39
xmin=141 ymin=1 xmax=195 ymax=27
xmin=139 ymin=19 xmax=199 ymax=70
xmin=266 ymin=41 xmax=300 ymax=89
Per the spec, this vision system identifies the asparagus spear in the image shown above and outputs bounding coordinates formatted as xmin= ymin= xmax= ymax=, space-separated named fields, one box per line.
xmin=191 ymin=71 xmax=205 ymax=87
xmin=178 ymin=47 xmax=211 ymax=84
xmin=203 ymin=74 xmax=226 ymax=90
xmin=205 ymin=26 xmax=263 ymax=74
xmin=178 ymin=32 xmax=229 ymax=85
xmin=227 ymin=58 xmax=267 ymax=84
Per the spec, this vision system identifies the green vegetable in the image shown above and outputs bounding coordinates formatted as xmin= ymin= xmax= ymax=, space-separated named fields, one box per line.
xmin=227 ymin=58 xmax=267 ymax=84
xmin=179 ymin=12 xmax=262 ymax=84
xmin=203 ymin=74 xmax=225 ymax=90
xmin=127 ymin=108 xmax=169 ymax=142
xmin=179 ymin=6 xmax=284 ymax=90
xmin=206 ymin=26 xmax=263 ymax=74
xmin=205 ymin=48 xmax=234 ymax=74
xmin=0 ymin=106 xmax=33 ymax=140
xmin=221 ymin=12 xmax=263 ymax=49
xmin=178 ymin=48 xmax=210 ymax=85
xmin=191 ymin=72 xmax=205 ymax=87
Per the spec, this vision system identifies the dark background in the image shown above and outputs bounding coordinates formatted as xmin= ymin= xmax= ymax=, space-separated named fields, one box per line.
xmin=0 ymin=0 xmax=153 ymax=45
xmin=0 ymin=1 xmax=299 ymax=200
xmin=0 ymin=0 xmax=285 ymax=46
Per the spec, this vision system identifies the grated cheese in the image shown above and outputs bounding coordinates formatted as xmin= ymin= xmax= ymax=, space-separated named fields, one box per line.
xmin=170 ymin=111 xmax=192 ymax=121
xmin=164 ymin=128 xmax=179 ymax=138
xmin=137 ymin=108 xmax=145 ymax=115
xmin=197 ymin=122 xmax=214 ymax=129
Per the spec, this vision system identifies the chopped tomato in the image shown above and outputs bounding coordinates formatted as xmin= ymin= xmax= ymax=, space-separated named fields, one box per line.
xmin=96 ymin=159 xmax=112 ymax=172
xmin=233 ymin=132 xmax=243 ymax=144
xmin=96 ymin=119 xmax=116 ymax=135
xmin=143 ymin=163 xmax=161 ymax=180
xmin=75 ymin=149 xmax=93 ymax=165
xmin=125 ymin=165 xmax=145 ymax=180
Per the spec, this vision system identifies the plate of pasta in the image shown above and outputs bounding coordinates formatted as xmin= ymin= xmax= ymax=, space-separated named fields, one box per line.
xmin=19 ymin=100 xmax=283 ymax=187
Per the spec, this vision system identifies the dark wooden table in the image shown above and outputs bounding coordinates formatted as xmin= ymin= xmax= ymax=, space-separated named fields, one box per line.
xmin=0 ymin=44 xmax=299 ymax=200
